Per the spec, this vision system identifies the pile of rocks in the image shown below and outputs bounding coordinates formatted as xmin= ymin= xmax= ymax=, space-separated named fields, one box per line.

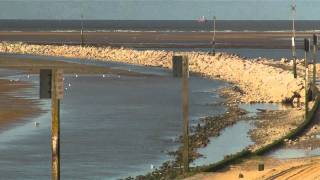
xmin=0 ymin=42 xmax=306 ymax=103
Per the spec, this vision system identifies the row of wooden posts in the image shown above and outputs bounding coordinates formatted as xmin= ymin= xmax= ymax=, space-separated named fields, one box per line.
xmin=40 ymin=56 xmax=189 ymax=180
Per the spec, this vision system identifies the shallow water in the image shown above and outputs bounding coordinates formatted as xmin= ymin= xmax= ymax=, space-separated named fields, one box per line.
xmin=268 ymin=136 xmax=320 ymax=160
xmin=191 ymin=103 xmax=286 ymax=167
xmin=0 ymin=63 xmax=229 ymax=179
xmin=192 ymin=121 xmax=254 ymax=167
xmin=0 ymin=50 xmax=297 ymax=179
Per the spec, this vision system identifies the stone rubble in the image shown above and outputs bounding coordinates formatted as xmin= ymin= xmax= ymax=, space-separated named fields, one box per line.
xmin=0 ymin=42 xmax=306 ymax=103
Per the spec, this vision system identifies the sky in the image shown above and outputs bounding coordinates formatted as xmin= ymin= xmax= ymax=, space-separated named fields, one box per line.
xmin=0 ymin=0 xmax=319 ymax=20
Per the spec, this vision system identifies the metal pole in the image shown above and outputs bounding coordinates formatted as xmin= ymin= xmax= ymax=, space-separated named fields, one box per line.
xmin=51 ymin=69 xmax=60 ymax=180
xmin=211 ymin=16 xmax=216 ymax=56
xmin=81 ymin=14 xmax=84 ymax=47
xmin=304 ymin=39 xmax=310 ymax=118
xmin=291 ymin=0 xmax=297 ymax=78
xmin=313 ymin=34 xmax=318 ymax=87
xmin=182 ymin=56 xmax=189 ymax=173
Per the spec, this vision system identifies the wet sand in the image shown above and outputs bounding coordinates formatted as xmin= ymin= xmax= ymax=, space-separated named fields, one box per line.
xmin=0 ymin=78 xmax=41 ymax=129
xmin=0 ymin=31 xmax=317 ymax=49
xmin=0 ymin=56 xmax=146 ymax=76
xmin=0 ymin=57 xmax=145 ymax=129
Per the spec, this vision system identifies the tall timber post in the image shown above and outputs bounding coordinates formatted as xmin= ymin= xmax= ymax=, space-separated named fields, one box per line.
xmin=182 ymin=56 xmax=189 ymax=173
xmin=40 ymin=69 xmax=64 ymax=180
xmin=51 ymin=69 xmax=63 ymax=180
xmin=172 ymin=55 xmax=190 ymax=173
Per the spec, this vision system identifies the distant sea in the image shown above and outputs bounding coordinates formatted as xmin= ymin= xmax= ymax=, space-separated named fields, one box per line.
xmin=1 ymin=20 xmax=320 ymax=32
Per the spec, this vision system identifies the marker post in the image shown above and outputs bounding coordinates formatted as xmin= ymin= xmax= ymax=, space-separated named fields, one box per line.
xmin=40 ymin=69 xmax=64 ymax=180
xmin=304 ymin=39 xmax=310 ymax=118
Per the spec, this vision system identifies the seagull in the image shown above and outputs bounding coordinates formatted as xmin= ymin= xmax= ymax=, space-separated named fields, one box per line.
xmin=118 ymin=75 xmax=121 ymax=78
xmin=34 ymin=122 xmax=40 ymax=127
xmin=75 ymin=74 xmax=78 ymax=78
xmin=102 ymin=74 xmax=106 ymax=78
xmin=150 ymin=164 xmax=154 ymax=170
xmin=68 ymin=83 xmax=71 ymax=87
xmin=27 ymin=74 xmax=30 ymax=79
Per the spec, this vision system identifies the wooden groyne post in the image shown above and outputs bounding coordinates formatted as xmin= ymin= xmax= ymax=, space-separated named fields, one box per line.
xmin=40 ymin=69 xmax=64 ymax=180
xmin=182 ymin=56 xmax=189 ymax=174
xmin=173 ymin=55 xmax=190 ymax=173
xmin=304 ymin=38 xmax=310 ymax=118
xmin=172 ymin=56 xmax=183 ymax=77
xmin=51 ymin=69 xmax=63 ymax=180
xmin=313 ymin=34 xmax=318 ymax=88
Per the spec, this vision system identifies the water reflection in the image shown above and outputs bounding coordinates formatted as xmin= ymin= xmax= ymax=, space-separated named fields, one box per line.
xmin=0 ymin=70 xmax=227 ymax=179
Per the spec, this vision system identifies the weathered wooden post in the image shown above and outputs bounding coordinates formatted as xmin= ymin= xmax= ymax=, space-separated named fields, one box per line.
xmin=313 ymin=34 xmax=318 ymax=88
xmin=172 ymin=55 xmax=190 ymax=173
xmin=291 ymin=0 xmax=297 ymax=78
xmin=304 ymin=38 xmax=310 ymax=118
xmin=181 ymin=56 xmax=189 ymax=174
xmin=172 ymin=56 xmax=183 ymax=77
xmin=51 ymin=69 xmax=63 ymax=180
xmin=40 ymin=69 xmax=64 ymax=180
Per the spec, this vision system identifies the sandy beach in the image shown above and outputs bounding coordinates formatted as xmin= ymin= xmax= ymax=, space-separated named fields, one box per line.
xmin=0 ymin=78 xmax=41 ymax=130
xmin=185 ymin=156 xmax=320 ymax=180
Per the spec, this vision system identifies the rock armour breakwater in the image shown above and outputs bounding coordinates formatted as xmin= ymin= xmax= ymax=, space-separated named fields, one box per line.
xmin=0 ymin=42 xmax=305 ymax=103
